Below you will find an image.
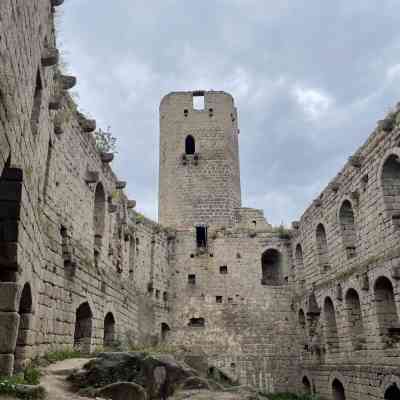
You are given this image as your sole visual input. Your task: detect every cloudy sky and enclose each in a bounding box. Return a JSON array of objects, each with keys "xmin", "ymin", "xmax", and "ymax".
[{"xmin": 58, "ymin": 0, "xmax": 400, "ymax": 226}]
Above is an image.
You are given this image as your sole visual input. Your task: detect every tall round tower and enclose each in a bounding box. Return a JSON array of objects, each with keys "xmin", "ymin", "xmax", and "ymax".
[{"xmin": 158, "ymin": 90, "xmax": 241, "ymax": 229}]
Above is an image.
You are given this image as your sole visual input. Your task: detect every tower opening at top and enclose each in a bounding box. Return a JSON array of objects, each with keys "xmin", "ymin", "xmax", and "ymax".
[
  {"xmin": 196, "ymin": 225, "xmax": 208, "ymax": 248},
  {"xmin": 193, "ymin": 91, "xmax": 205, "ymax": 110},
  {"xmin": 185, "ymin": 135, "xmax": 196, "ymax": 155}
]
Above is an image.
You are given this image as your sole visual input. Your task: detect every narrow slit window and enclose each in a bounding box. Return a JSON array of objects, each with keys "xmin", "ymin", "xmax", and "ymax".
[
  {"xmin": 31, "ymin": 69, "xmax": 43, "ymax": 136},
  {"xmin": 193, "ymin": 91, "xmax": 205, "ymax": 110},
  {"xmin": 188, "ymin": 317, "xmax": 205, "ymax": 327},
  {"xmin": 188, "ymin": 274, "xmax": 196, "ymax": 285},
  {"xmin": 196, "ymin": 225, "xmax": 207, "ymax": 248}
]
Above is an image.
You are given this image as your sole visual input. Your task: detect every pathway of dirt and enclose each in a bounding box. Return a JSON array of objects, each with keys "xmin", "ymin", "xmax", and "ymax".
[{"xmin": 40, "ymin": 358, "xmax": 95, "ymax": 400}]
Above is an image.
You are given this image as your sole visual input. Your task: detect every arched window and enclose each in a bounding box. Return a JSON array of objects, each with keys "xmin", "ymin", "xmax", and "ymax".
[
  {"xmin": 345, "ymin": 288, "xmax": 365, "ymax": 350},
  {"xmin": 161, "ymin": 323, "xmax": 170, "ymax": 342},
  {"xmin": 385, "ymin": 383, "xmax": 400, "ymax": 399},
  {"xmin": 324, "ymin": 297, "xmax": 339, "ymax": 352},
  {"xmin": 94, "ymin": 183, "xmax": 106, "ymax": 243},
  {"xmin": 381, "ymin": 154, "xmax": 400, "ymax": 227},
  {"xmin": 185, "ymin": 135, "xmax": 195, "ymax": 155},
  {"xmin": 299, "ymin": 309, "xmax": 307, "ymax": 349},
  {"xmin": 332, "ymin": 379, "xmax": 346, "ymax": 400},
  {"xmin": 103, "ymin": 312, "xmax": 116, "ymax": 348},
  {"xmin": 74, "ymin": 302, "xmax": 93, "ymax": 353},
  {"xmin": 295, "ymin": 244, "xmax": 304, "ymax": 281},
  {"xmin": 374, "ymin": 276, "xmax": 399, "ymax": 346},
  {"xmin": 302, "ymin": 376, "xmax": 311, "ymax": 395},
  {"xmin": 15, "ymin": 283, "xmax": 33, "ymax": 372},
  {"xmin": 316, "ymin": 224, "xmax": 329, "ymax": 271},
  {"xmin": 261, "ymin": 249, "xmax": 283, "ymax": 286},
  {"xmin": 339, "ymin": 200, "xmax": 357, "ymax": 259}
]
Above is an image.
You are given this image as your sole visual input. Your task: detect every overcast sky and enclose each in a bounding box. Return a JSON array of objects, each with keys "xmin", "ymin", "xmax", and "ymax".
[{"xmin": 58, "ymin": 0, "xmax": 400, "ymax": 226}]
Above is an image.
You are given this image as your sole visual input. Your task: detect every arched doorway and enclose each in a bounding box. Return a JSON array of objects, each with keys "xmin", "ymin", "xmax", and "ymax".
[
  {"xmin": 332, "ymin": 379, "xmax": 346, "ymax": 400},
  {"xmin": 339, "ymin": 200, "xmax": 357, "ymax": 259},
  {"xmin": 103, "ymin": 312, "xmax": 116, "ymax": 348},
  {"xmin": 345, "ymin": 288, "xmax": 365, "ymax": 350},
  {"xmin": 261, "ymin": 249, "xmax": 283, "ymax": 285},
  {"xmin": 324, "ymin": 297, "xmax": 340, "ymax": 352},
  {"xmin": 385, "ymin": 383, "xmax": 400, "ymax": 399},
  {"xmin": 74, "ymin": 302, "xmax": 93, "ymax": 353},
  {"xmin": 185, "ymin": 135, "xmax": 195, "ymax": 155},
  {"xmin": 94, "ymin": 183, "xmax": 106, "ymax": 247},
  {"xmin": 14, "ymin": 283, "xmax": 33, "ymax": 372}
]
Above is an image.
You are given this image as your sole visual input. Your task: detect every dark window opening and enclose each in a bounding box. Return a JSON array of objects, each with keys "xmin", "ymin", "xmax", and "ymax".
[
  {"xmin": 188, "ymin": 274, "xmax": 196, "ymax": 285},
  {"xmin": 220, "ymin": 265, "xmax": 228, "ymax": 274},
  {"xmin": 385, "ymin": 383, "xmax": 400, "ymax": 399},
  {"xmin": 216, "ymin": 296, "xmax": 222, "ymax": 303},
  {"xmin": 185, "ymin": 135, "xmax": 196, "ymax": 155},
  {"xmin": 188, "ymin": 317, "xmax": 205, "ymax": 327},
  {"xmin": 163, "ymin": 291, "xmax": 168, "ymax": 301},
  {"xmin": 196, "ymin": 225, "xmax": 207, "ymax": 248},
  {"xmin": 184, "ymin": 109, "xmax": 189, "ymax": 117},
  {"xmin": 261, "ymin": 249, "xmax": 283, "ymax": 285},
  {"xmin": 31, "ymin": 69, "xmax": 43, "ymax": 136},
  {"xmin": 332, "ymin": 379, "xmax": 346, "ymax": 400},
  {"xmin": 74, "ymin": 302, "xmax": 93, "ymax": 353},
  {"xmin": 193, "ymin": 91, "xmax": 205, "ymax": 110},
  {"xmin": 161, "ymin": 323, "xmax": 170, "ymax": 342},
  {"xmin": 302, "ymin": 376, "xmax": 311, "ymax": 395},
  {"xmin": 103, "ymin": 312, "xmax": 116, "ymax": 348},
  {"xmin": 42, "ymin": 141, "xmax": 53, "ymax": 200},
  {"xmin": 228, "ymin": 297, "xmax": 233, "ymax": 303},
  {"xmin": 155, "ymin": 289, "xmax": 160, "ymax": 298}
]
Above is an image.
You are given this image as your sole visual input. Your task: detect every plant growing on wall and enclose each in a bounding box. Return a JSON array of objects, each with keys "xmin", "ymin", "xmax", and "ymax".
[{"xmin": 94, "ymin": 126, "xmax": 117, "ymax": 153}]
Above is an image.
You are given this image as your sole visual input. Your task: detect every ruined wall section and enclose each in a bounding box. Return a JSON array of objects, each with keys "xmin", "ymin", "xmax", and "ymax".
[
  {"xmin": 290, "ymin": 106, "xmax": 400, "ymax": 398},
  {"xmin": 159, "ymin": 91, "xmax": 241, "ymax": 229},
  {"xmin": 168, "ymin": 223, "xmax": 298, "ymax": 392},
  {"xmin": 0, "ymin": 0, "xmax": 171, "ymax": 374}
]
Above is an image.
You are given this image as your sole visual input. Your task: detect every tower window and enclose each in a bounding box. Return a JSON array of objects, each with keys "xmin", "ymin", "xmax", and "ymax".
[
  {"xmin": 185, "ymin": 135, "xmax": 195, "ymax": 155},
  {"xmin": 193, "ymin": 91, "xmax": 205, "ymax": 110},
  {"xmin": 188, "ymin": 274, "xmax": 196, "ymax": 285},
  {"xmin": 220, "ymin": 265, "xmax": 228, "ymax": 274},
  {"xmin": 216, "ymin": 296, "xmax": 222, "ymax": 303},
  {"xmin": 196, "ymin": 225, "xmax": 207, "ymax": 248},
  {"xmin": 188, "ymin": 317, "xmax": 205, "ymax": 327}
]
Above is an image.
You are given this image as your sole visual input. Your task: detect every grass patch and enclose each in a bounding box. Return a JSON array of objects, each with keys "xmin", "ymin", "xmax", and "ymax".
[{"xmin": 0, "ymin": 367, "xmax": 43, "ymax": 399}]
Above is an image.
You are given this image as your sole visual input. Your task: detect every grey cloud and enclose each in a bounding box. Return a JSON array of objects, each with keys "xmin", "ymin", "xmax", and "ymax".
[{"xmin": 59, "ymin": 0, "xmax": 400, "ymax": 225}]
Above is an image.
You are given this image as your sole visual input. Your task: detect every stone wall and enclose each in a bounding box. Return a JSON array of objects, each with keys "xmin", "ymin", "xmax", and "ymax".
[{"xmin": 0, "ymin": 0, "xmax": 171, "ymax": 375}]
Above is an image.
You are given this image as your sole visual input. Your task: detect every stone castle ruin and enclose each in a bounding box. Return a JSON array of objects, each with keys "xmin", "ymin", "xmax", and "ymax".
[{"xmin": 1, "ymin": 1, "xmax": 400, "ymax": 399}]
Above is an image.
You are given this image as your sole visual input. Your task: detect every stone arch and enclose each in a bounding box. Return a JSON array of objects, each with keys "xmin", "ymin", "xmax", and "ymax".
[
  {"xmin": 316, "ymin": 223, "xmax": 329, "ymax": 270},
  {"xmin": 339, "ymin": 200, "xmax": 357, "ymax": 259},
  {"xmin": 185, "ymin": 135, "xmax": 195, "ymax": 155},
  {"xmin": 332, "ymin": 378, "xmax": 346, "ymax": 400},
  {"xmin": 345, "ymin": 288, "xmax": 365, "ymax": 350},
  {"xmin": 14, "ymin": 282, "xmax": 34, "ymax": 371},
  {"xmin": 324, "ymin": 297, "xmax": 339, "ymax": 352},
  {"xmin": 161, "ymin": 322, "xmax": 170, "ymax": 342},
  {"xmin": 294, "ymin": 243, "xmax": 304, "ymax": 280},
  {"xmin": 74, "ymin": 301, "xmax": 93, "ymax": 353},
  {"xmin": 103, "ymin": 312, "xmax": 116, "ymax": 348},
  {"xmin": 374, "ymin": 276, "xmax": 399, "ymax": 346},
  {"xmin": 382, "ymin": 375, "xmax": 400, "ymax": 400},
  {"xmin": 302, "ymin": 375, "xmax": 312, "ymax": 394},
  {"xmin": 261, "ymin": 248, "xmax": 283, "ymax": 286},
  {"xmin": 94, "ymin": 182, "xmax": 106, "ymax": 244},
  {"xmin": 380, "ymin": 150, "xmax": 400, "ymax": 228}
]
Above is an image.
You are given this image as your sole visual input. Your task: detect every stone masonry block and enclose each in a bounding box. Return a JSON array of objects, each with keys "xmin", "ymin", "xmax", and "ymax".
[
  {"xmin": 0, "ymin": 283, "xmax": 20, "ymax": 312},
  {"xmin": 0, "ymin": 354, "xmax": 14, "ymax": 376},
  {"xmin": 0, "ymin": 312, "xmax": 19, "ymax": 353}
]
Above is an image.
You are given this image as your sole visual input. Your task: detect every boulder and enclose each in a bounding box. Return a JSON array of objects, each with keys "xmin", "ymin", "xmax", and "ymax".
[
  {"xmin": 69, "ymin": 352, "xmax": 196, "ymax": 399},
  {"xmin": 96, "ymin": 382, "xmax": 147, "ymax": 400}
]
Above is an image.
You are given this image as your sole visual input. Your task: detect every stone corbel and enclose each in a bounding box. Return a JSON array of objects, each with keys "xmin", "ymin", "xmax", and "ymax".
[
  {"xmin": 349, "ymin": 155, "xmax": 363, "ymax": 168},
  {"xmin": 77, "ymin": 113, "xmax": 96, "ymax": 133},
  {"xmin": 49, "ymin": 94, "xmax": 63, "ymax": 110},
  {"xmin": 109, "ymin": 204, "xmax": 118, "ymax": 213},
  {"xmin": 127, "ymin": 200, "xmax": 136, "ymax": 209},
  {"xmin": 116, "ymin": 181, "xmax": 126, "ymax": 190},
  {"xmin": 51, "ymin": 0, "xmax": 64, "ymax": 6},
  {"xmin": 41, "ymin": 48, "xmax": 59, "ymax": 67},
  {"xmin": 100, "ymin": 153, "xmax": 114, "ymax": 163},
  {"xmin": 59, "ymin": 75, "xmax": 77, "ymax": 90}
]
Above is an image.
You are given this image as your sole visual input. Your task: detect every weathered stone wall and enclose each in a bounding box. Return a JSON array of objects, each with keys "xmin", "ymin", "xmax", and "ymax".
[
  {"xmin": 0, "ymin": 0, "xmax": 171, "ymax": 375},
  {"xmin": 290, "ymin": 107, "xmax": 400, "ymax": 398},
  {"xmin": 158, "ymin": 91, "xmax": 241, "ymax": 229}
]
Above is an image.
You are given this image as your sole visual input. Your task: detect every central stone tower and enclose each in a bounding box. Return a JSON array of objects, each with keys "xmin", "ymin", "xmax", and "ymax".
[{"xmin": 158, "ymin": 91, "xmax": 241, "ymax": 229}]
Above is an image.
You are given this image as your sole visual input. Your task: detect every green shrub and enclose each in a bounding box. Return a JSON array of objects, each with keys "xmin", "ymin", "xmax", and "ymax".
[
  {"xmin": 23, "ymin": 367, "xmax": 41, "ymax": 386},
  {"xmin": 0, "ymin": 367, "xmax": 43, "ymax": 399}
]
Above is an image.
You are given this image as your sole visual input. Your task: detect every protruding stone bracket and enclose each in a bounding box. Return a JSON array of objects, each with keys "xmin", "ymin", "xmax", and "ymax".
[
  {"xmin": 127, "ymin": 200, "xmax": 136, "ymax": 209},
  {"xmin": 59, "ymin": 75, "xmax": 77, "ymax": 90},
  {"xmin": 378, "ymin": 115, "xmax": 395, "ymax": 132},
  {"xmin": 78, "ymin": 113, "xmax": 96, "ymax": 133},
  {"xmin": 313, "ymin": 198, "xmax": 322, "ymax": 208},
  {"xmin": 51, "ymin": 0, "xmax": 64, "ymax": 6},
  {"xmin": 330, "ymin": 182, "xmax": 340, "ymax": 193},
  {"xmin": 349, "ymin": 155, "xmax": 363, "ymax": 168},
  {"xmin": 84, "ymin": 171, "xmax": 99, "ymax": 184},
  {"xmin": 116, "ymin": 181, "xmax": 126, "ymax": 190},
  {"xmin": 291, "ymin": 221, "xmax": 300, "ymax": 230},
  {"xmin": 41, "ymin": 48, "xmax": 59, "ymax": 67},
  {"xmin": 100, "ymin": 153, "xmax": 114, "ymax": 164}
]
